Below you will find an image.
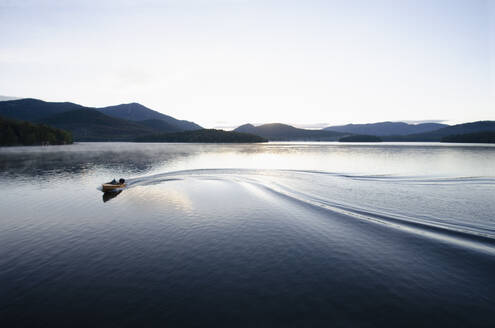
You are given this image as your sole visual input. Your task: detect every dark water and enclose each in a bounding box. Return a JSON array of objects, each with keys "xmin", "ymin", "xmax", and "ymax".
[{"xmin": 0, "ymin": 142, "xmax": 494, "ymax": 327}]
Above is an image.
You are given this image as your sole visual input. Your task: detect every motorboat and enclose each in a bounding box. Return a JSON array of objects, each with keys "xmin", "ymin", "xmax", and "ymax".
[{"xmin": 102, "ymin": 178, "xmax": 126, "ymax": 192}]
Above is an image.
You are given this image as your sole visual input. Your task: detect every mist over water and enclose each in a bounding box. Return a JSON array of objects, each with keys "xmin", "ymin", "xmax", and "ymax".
[{"xmin": 1, "ymin": 142, "xmax": 494, "ymax": 327}]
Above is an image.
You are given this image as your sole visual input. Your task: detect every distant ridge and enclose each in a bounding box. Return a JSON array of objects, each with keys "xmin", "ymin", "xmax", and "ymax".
[
  {"xmin": 383, "ymin": 121, "xmax": 495, "ymax": 141},
  {"xmin": 236, "ymin": 121, "xmax": 495, "ymax": 142},
  {"xmin": 235, "ymin": 123, "xmax": 256, "ymax": 133},
  {"xmin": 234, "ymin": 123, "xmax": 344, "ymax": 141},
  {"xmin": 324, "ymin": 121, "xmax": 448, "ymax": 136}
]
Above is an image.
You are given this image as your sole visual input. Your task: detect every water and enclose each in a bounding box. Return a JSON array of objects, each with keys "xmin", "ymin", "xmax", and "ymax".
[{"xmin": 1, "ymin": 142, "xmax": 494, "ymax": 327}]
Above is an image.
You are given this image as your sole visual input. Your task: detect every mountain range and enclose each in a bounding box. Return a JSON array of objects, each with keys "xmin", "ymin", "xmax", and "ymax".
[
  {"xmin": 381, "ymin": 121, "xmax": 495, "ymax": 141},
  {"xmin": 324, "ymin": 122, "xmax": 448, "ymax": 136},
  {"xmin": 0, "ymin": 98, "xmax": 201, "ymax": 141},
  {"xmin": 1, "ymin": 97, "xmax": 494, "ymax": 143},
  {"xmin": 234, "ymin": 123, "xmax": 344, "ymax": 141},
  {"xmin": 234, "ymin": 121, "xmax": 495, "ymax": 142}
]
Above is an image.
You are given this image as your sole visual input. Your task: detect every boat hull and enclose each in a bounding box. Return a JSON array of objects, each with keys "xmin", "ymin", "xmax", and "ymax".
[{"xmin": 101, "ymin": 183, "xmax": 126, "ymax": 192}]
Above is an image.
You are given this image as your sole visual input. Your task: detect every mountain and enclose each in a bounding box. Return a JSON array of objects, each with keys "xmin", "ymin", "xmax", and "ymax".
[
  {"xmin": 0, "ymin": 116, "xmax": 72, "ymax": 146},
  {"xmin": 235, "ymin": 121, "xmax": 495, "ymax": 142},
  {"xmin": 0, "ymin": 98, "xmax": 85, "ymax": 121},
  {"xmin": 0, "ymin": 98, "xmax": 203, "ymax": 141},
  {"xmin": 137, "ymin": 119, "xmax": 183, "ymax": 133},
  {"xmin": 97, "ymin": 103, "xmax": 201, "ymax": 131},
  {"xmin": 383, "ymin": 121, "xmax": 495, "ymax": 141},
  {"xmin": 234, "ymin": 123, "xmax": 344, "ymax": 141},
  {"xmin": 235, "ymin": 124, "xmax": 257, "ymax": 133},
  {"xmin": 135, "ymin": 129, "xmax": 268, "ymax": 143},
  {"xmin": 37, "ymin": 109, "xmax": 156, "ymax": 141},
  {"xmin": 0, "ymin": 98, "xmax": 201, "ymax": 132},
  {"xmin": 324, "ymin": 121, "xmax": 448, "ymax": 136},
  {"xmin": 442, "ymin": 131, "xmax": 495, "ymax": 143}
]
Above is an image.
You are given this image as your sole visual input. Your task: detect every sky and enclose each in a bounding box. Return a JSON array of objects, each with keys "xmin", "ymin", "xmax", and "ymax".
[{"xmin": 0, "ymin": 0, "xmax": 493, "ymax": 128}]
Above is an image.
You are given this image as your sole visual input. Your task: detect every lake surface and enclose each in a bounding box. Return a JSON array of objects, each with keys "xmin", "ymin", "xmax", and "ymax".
[{"xmin": 1, "ymin": 142, "xmax": 494, "ymax": 327}]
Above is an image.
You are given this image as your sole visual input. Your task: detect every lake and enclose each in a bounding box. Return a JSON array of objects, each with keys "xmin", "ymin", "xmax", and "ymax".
[{"xmin": 1, "ymin": 142, "xmax": 494, "ymax": 327}]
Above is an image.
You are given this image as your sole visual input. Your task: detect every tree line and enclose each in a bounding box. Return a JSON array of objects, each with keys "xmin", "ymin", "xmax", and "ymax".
[{"xmin": 0, "ymin": 116, "xmax": 73, "ymax": 146}]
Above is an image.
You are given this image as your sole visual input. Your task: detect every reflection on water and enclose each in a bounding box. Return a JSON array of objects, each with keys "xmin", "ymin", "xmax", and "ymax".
[
  {"xmin": 1, "ymin": 142, "xmax": 494, "ymax": 327},
  {"xmin": 0, "ymin": 143, "xmax": 194, "ymax": 179},
  {"xmin": 102, "ymin": 190, "xmax": 122, "ymax": 203},
  {"xmin": 1, "ymin": 142, "xmax": 494, "ymax": 180}
]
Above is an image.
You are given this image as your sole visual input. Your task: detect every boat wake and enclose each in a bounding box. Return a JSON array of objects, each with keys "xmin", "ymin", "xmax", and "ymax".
[{"xmin": 114, "ymin": 168, "xmax": 495, "ymax": 253}]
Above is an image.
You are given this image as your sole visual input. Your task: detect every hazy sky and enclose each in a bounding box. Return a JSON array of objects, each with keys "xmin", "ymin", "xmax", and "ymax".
[{"xmin": 0, "ymin": 0, "xmax": 493, "ymax": 128}]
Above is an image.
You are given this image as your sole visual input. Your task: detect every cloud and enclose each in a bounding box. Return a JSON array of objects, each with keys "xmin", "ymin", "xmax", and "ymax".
[{"xmin": 401, "ymin": 120, "xmax": 447, "ymax": 124}]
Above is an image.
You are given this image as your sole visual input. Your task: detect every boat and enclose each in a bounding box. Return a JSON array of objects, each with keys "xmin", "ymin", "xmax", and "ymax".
[{"xmin": 102, "ymin": 178, "xmax": 126, "ymax": 192}]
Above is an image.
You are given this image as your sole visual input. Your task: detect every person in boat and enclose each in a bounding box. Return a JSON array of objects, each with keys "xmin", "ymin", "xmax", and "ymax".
[{"xmin": 109, "ymin": 178, "xmax": 125, "ymax": 185}]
